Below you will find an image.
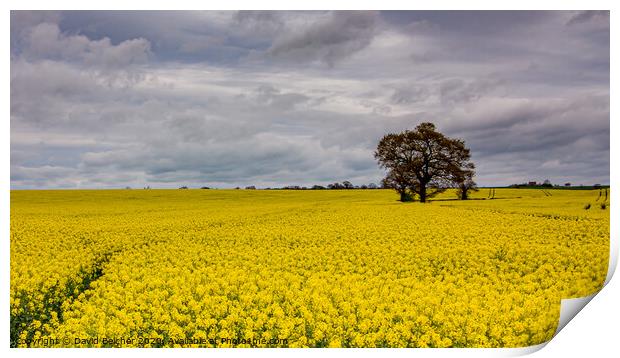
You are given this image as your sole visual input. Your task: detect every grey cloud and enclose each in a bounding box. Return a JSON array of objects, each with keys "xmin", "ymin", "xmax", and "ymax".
[
  {"xmin": 439, "ymin": 78, "xmax": 503, "ymax": 105},
  {"xmin": 383, "ymin": 11, "xmax": 552, "ymax": 36},
  {"xmin": 566, "ymin": 10, "xmax": 610, "ymax": 27},
  {"xmin": 11, "ymin": 11, "xmax": 61, "ymax": 31},
  {"xmin": 77, "ymin": 132, "xmax": 361, "ymax": 186},
  {"xmin": 252, "ymin": 84, "xmax": 311, "ymax": 110},
  {"xmin": 35, "ymin": 11, "xmax": 306, "ymax": 65},
  {"xmin": 360, "ymin": 100, "xmax": 391, "ymax": 115},
  {"xmin": 233, "ymin": 11, "xmax": 285, "ymax": 38},
  {"xmin": 11, "ymin": 11, "xmax": 62, "ymax": 49},
  {"xmin": 436, "ymin": 92, "xmax": 609, "ymax": 186},
  {"xmin": 268, "ymin": 11, "xmax": 380, "ymax": 66},
  {"xmin": 22, "ymin": 22, "xmax": 151, "ymax": 68},
  {"xmin": 445, "ymin": 94, "xmax": 608, "ymax": 151},
  {"xmin": 390, "ymin": 85, "xmax": 430, "ymax": 104}
]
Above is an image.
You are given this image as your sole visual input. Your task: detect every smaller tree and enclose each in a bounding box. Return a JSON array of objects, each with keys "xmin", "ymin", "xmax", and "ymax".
[
  {"xmin": 342, "ymin": 181, "xmax": 354, "ymax": 189},
  {"xmin": 454, "ymin": 169, "xmax": 478, "ymax": 200},
  {"xmin": 381, "ymin": 167, "xmax": 415, "ymax": 202}
]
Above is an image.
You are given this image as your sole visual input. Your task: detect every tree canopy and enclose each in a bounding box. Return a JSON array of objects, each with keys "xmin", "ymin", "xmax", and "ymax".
[{"xmin": 375, "ymin": 122, "xmax": 476, "ymax": 202}]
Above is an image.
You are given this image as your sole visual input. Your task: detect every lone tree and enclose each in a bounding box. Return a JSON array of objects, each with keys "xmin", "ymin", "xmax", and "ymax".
[{"xmin": 374, "ymin": 122, "xmax": 475, "ymax": 202}]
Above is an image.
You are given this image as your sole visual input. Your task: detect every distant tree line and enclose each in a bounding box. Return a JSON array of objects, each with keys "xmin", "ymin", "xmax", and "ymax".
[
  {"xmin": 509, "ymin": 179, "xmax": 554, "ymax": 188},
  {"xmin": 171, "ymin": 182, "xmax": 382, "ymax": 190},
  {"xmin": 268, "ymin": 182, "xmax": 381, "ymax": 190},
  {"xmin": 508, "ymin": 181, "xmax": 608, "ymax": 190}
]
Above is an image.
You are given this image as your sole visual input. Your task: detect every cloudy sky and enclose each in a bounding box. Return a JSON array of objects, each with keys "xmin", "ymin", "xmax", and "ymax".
[{"xmin": 10, "ymin": 10, "xmax": 609, "ymax": 189}]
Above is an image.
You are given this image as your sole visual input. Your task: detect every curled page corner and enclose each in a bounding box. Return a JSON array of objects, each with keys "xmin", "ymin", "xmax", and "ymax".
[
  {"xmin": 554, "ymin": 293, "xmax": 597, "ymax": 337},
  {"xmin": 551, "ymin": 222, "xmax": 617, "ymax": 339},
  {"xmin": 517, "ymin": 293, "xmax": 599, "ymax": 356},
  {"xmin": 504, "ymin": 342, "xmax": 548, "ymax": 356}
]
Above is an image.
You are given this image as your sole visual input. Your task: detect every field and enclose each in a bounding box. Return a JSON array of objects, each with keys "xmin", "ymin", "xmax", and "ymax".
[{"xmin": 10, "ymin": 188, "xmax": 610, "ymax": 347}]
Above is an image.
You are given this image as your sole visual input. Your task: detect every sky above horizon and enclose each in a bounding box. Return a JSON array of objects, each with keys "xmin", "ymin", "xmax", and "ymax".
[{"xmin": 10, "ymin": 10, "xmax": 610, "ymax": 189}]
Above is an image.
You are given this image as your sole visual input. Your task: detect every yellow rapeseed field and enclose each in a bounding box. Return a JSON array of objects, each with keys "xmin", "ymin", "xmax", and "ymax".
[{"xmin": 10, "ymin": 188, "xmax": 609, "ymax": 347}]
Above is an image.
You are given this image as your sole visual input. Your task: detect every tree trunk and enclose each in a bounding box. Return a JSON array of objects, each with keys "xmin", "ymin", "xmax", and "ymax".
[
  {"xmin": 461, "ymin": 189, "xmax": 468, "ymax": 200},
  {"xmin": 400, "ymin": 191, "xmax": 407, "ymax": 202},
  {"xmin": 419, "ymin": 185, "xmax": 427, "ymax": 203}
]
